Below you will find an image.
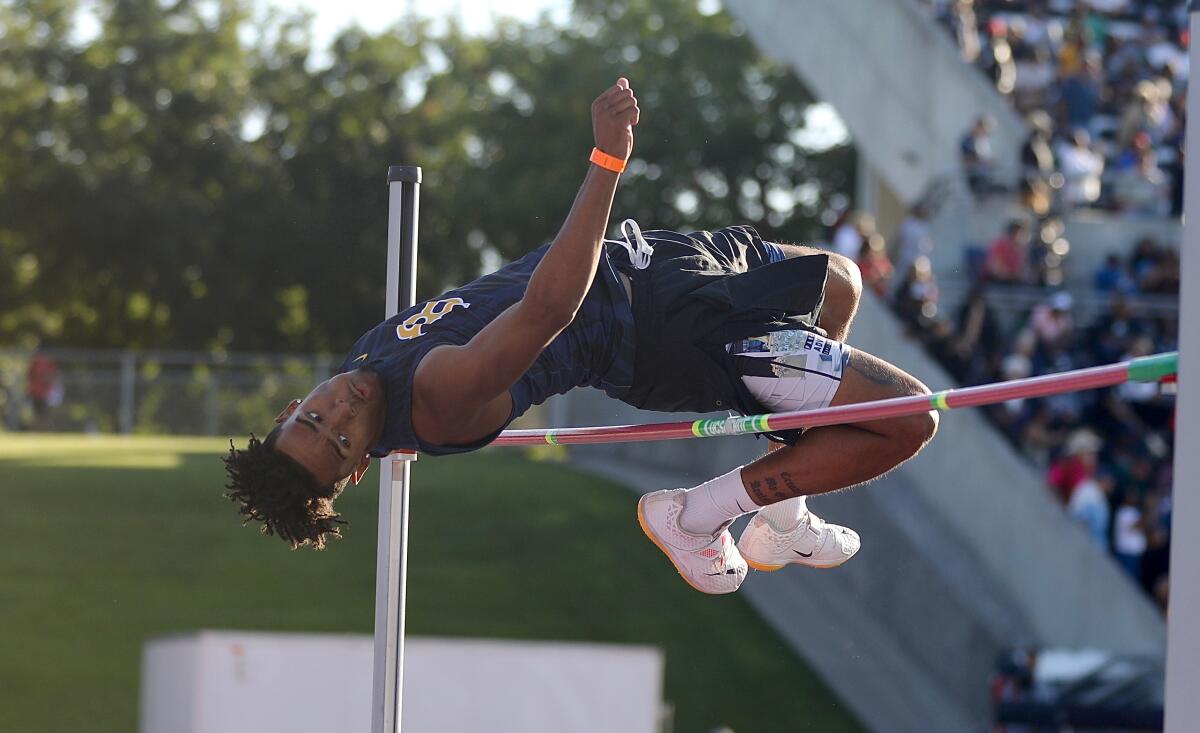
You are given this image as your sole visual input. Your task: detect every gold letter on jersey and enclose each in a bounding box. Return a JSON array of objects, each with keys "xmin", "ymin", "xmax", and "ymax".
[{"xmin": 395, "ymin": 298, "xmax": 470, "ymax": 340}]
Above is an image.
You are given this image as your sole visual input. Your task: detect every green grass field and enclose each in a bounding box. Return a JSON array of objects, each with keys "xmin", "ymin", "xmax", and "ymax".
[{"xmin": 0, "ymin": 434, "xmax": 862, "ymax": 733}]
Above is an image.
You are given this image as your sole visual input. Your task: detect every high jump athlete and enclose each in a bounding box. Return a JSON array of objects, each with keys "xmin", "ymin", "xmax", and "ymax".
[{"xmin": 223, "ymin": 78, "xmax": 938, "ymax": 594}]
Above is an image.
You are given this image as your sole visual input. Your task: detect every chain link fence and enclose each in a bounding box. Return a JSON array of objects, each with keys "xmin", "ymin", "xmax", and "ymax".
[{"xmin": 0, "ymin": 348, "xmax": 341, "ymax": 437}]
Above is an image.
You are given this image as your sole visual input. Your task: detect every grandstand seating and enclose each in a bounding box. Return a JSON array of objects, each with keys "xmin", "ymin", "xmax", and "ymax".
[{"xmin": 721, "ymin": 0, "xmax": 1177, "ymax": 727}]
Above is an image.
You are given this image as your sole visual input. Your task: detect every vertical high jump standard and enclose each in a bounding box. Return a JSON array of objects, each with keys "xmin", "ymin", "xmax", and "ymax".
[
  {"xmin": 372, "ymin": 165, "xmax": 421, "ymax": 733},
  {"xmin": 1165, "ymin": 3, "xmax": 1199, "ymax": 729}
]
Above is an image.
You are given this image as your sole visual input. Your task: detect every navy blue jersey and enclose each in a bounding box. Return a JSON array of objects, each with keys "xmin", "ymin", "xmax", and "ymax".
[{"xmin": 340, "ymin": 242, "xmax": 635, "ymax": 456}]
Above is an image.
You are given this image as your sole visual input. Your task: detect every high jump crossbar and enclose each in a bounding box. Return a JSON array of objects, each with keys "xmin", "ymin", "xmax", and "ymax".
[{"xmin": 491, "ymin": 352, "xmax": 1178, "ymax": 447}]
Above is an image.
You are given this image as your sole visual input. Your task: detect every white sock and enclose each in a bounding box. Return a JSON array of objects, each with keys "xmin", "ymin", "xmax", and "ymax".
[
  {"xmin": 679, "ymin": 466, "xmax": 760, "ymax": 535},
  {"xmin": 758, "ymin": 495, "xmax": 809, "ymax": 532}
]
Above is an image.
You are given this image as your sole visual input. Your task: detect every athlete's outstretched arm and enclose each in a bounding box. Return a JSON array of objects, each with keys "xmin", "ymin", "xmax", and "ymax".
[{"xmin": 412, "ymin": 78, "xmax": 639, "ymax": 443}]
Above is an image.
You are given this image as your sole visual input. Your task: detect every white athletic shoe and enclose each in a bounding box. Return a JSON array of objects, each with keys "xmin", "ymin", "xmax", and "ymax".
[
  {"xmin": 737, "ymin": 505, "xmax": 861, "ymax": 572},
  {"xmin": 637, "ymin": 489, "xmax": 748, "ymax": 595}
]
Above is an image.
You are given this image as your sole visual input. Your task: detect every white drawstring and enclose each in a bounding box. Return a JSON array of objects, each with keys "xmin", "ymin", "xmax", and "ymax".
[{"xmin": 607, "ymin": 218, "xmax": 655, "ymax": 270}]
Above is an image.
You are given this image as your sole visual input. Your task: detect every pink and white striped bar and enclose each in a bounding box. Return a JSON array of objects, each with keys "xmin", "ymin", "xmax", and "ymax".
[{"xmin": 489, "ymin": 352, "xmax": 1178, "ymax": 448}]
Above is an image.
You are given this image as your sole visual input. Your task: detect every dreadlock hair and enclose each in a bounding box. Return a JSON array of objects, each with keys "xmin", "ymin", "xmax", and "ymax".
[{"xmin": 223, "ymin": 426, "xmax": 349, "ymax": 549}]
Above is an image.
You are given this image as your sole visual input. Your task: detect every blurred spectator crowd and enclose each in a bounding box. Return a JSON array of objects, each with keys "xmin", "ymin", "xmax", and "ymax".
[
  {"xmin": 930, "ymin": 0, "xmax": 1186, "ymax": 218},
  {"xmin": 828, "ymin": 206, "xmax": 1178, "ymax": 612},
  {"xmin": 837, "ymin": 0, "xmax": 1188, "ymax": 613}
]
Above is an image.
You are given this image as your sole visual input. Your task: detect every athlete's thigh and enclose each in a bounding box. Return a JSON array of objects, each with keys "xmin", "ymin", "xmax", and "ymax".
[
  {"xmin": 737, "ymin": 334, "xmax": 927, "ymax": 417},
  {"xmin": 831, "ymin": 348, "xmax": 928, "ymax": 407}
]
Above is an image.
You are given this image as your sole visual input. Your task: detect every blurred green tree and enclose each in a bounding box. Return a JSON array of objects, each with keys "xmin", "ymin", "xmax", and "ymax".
[
  {"xmin": 0, "ymin": 0, "xmax": 265, "ymax": 349},
  {"xmin": 0, "ymin": 0, "xmax": 851, "ymax": 353}
]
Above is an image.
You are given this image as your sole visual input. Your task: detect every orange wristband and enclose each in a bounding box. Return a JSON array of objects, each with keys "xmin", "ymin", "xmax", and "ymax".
[{"xmin": 589, "ymin": 147, "xmax": 627, "ymax": 173}]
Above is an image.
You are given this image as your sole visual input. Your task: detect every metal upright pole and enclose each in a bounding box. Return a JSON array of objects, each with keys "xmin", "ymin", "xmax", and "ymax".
[
  {"xmin": 371, "ymin": 165, "xmax": 421, "ymax": 733},
  {"xmin": 1164, "ymin": 5, "xmax": 1200, "ymax": 729}
]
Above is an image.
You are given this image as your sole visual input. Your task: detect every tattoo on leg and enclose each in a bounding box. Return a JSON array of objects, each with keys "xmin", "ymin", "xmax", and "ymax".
[
  {"xmin": 781, "ymin": 471, "xmax": 801, "ymax": 494},
  {"xmin": 848, "ymin": 352, "xmax": 906, "ymax": 390},
  {"xmin": 747, "ymin": 479, "xmax": 771, "ymax": 506},
  {"xmin": 764, "ymin": 476, "xmax": 787, "ymax": 502}
]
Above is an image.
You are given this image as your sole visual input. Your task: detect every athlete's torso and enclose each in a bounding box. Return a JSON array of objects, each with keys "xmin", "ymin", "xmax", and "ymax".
[{"xmin": 340, "ymin": 243, "xmax": 635, "ymax": 456}]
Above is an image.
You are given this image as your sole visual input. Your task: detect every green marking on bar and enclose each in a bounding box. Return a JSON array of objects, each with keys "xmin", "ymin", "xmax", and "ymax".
[
  {"xmin": 544, "ymin": 432, "xmax": 558, "ymax": 445},
  {"xmin": 931, "ymin": 392, "xmax": 951, "ymax": 411},
  {"xmin": 696, "ymin": 416, "xmax": 759, "ymax": 437},
  {"xmin": 1128, "ymin": 352, "xmax": 1178, "ymax": 383}
]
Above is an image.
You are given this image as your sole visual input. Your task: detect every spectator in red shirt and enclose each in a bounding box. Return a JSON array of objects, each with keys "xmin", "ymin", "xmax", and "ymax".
[
  {"xmin": 1046, "ymin": 429, "xmax": 1102, "ymax": 505},
  {"xmin": 26, "ymin": 350, "xmax": 62, "ymax": 429},
  {"xmin": 985, "ymin": 220, "xmax": 1031, "ymax": 284},
  {"xmin": 857, "ymin": 233, "xmax": 894, "ymax": 297}
]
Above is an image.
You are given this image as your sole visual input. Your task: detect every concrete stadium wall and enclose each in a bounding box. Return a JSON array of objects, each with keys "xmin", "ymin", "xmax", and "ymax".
[
  {"xmin": 725, "ymin": 0, "xmax": 1025, "ymax": 207},
  {"xmin": 549, "ymin": 292, "xmax": 1164, "ymax": 732}
]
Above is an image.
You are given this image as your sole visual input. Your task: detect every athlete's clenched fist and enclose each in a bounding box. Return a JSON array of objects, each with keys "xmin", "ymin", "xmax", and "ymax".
[{"xmin": 592, "ymin": 77, "xmax": 639, "ymax": 162}]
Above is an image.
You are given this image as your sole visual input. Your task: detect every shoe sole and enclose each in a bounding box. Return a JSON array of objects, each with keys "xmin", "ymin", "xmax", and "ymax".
[
  {"xmin": 637, "ymin": 494, "xmax": 733, "ymax": 595},
  {"xmin": 744, "ymin": 556, "xmax": 848, "ymax": 572}
]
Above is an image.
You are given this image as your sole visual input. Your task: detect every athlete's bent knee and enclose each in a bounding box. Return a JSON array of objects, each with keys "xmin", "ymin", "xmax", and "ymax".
[
  {"xmin": 820, "ymin": 254, "xmax": 862, "ymax": 340},
  {"xmin": 898, "ymin": 381, "xmax": 939, "ymax": 453},
  {"xmin": 826, "ymin": 253, "xmax": 863, "ymax": 300}
]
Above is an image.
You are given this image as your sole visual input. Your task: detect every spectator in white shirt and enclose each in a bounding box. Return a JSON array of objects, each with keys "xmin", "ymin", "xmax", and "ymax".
[
  {"xmin": 946, "ymin": 0, "xmax": 981, "ymax": 63},
  {"xmin": 962, "ymin": 115, "xmax": 1001, "ymax": 193},
  {"xmin": 1145, "ymin": 26, "xmax": 1186, "ymax": 77},
  {"xmin": 1113, "ymin": 491, "xmax": 1147, "ymax": 582},
  {"xmin": 833, "ymin": 211, "xmax": 875, "ymax": 261},
  {"xmin": 893, "ymin": 204, "xmax": 934, "ymax": 294},
  {"xmin": 1057, "ymin": 129, "xmax": 1104, "ymax": 207},
  {"xmin": 1069, "ymin": 473, "xmax": 1113, "ymax": 549}
]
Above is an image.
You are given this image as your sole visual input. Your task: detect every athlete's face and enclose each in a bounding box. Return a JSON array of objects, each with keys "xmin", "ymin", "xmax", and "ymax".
[{"xmin": 271, "ymin": 369, "xmax": 388, "ymax": 486}]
